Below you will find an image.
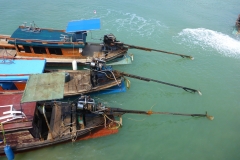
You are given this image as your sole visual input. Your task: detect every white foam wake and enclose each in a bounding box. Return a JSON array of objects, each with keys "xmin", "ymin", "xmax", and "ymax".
[
  {"xmin": 103, "ymin": 9, "xmax": 167, "ymax": 39},
  {"xmin": 175, "ymin": 28, "xmax": 240, "ymax": 58}
]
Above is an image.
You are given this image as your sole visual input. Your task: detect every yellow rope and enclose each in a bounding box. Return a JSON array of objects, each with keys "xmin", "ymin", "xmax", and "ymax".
[
  {"xmin": 0, "ymin": 123, "xmax": 6, "ymax": 145},
  {"xmin": 124, "ymin": 77, "xmax": 131, "ymax": 89},
  {"xmin": 103, "ymin": 114, "xmax": 122, "ymax": 129},
  {"xmin": 96, "ymin": 70, "xmax": 121, "ymax": 87},
  {"xmin": 128, "ymin": 53, "xmax": 134, "ymax": 62}
]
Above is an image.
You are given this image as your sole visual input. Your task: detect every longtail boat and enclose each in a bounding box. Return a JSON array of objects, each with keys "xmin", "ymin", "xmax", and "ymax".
[
  {"xmin": 0, "ymin": 19, "xmax": 193, "ymax": 67},
  {"xmin": 0, "ymin": 57, "xmax": 125, "ymax": 96},
  {"xmin": 0, "ymin": 79, "xmax": 213, "ymax": 157},
  {"xmin": 0, "ymin": 93, "xmax": 119, "ymax": 156},
  {"xmin": 0, "ymin": 56, "xmax": 201, "ymax": 96}
]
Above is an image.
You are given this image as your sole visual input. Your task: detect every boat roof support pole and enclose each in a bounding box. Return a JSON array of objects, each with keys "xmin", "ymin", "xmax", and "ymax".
[{"xmin": 42, "ymin": 105, "xmax": 53, "ymax": 140}]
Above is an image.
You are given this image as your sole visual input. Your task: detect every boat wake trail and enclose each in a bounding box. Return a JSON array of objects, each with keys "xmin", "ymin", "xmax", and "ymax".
[{"xmin": 174, "ymin": 28, "xmax": 240, "ymax": 59}]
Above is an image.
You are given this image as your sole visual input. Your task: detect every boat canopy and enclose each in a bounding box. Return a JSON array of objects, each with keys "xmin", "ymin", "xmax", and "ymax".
[
  {"xmin": 0, "ymin": 59, "xmax": 46, "ymax": 81},
  {"xmin": 21, "ymin": 72, "xmax": 65, "ymax": 103},
  {"xmin": 66, "ymin": 19, "xmax": 101, "ymax": 33}
]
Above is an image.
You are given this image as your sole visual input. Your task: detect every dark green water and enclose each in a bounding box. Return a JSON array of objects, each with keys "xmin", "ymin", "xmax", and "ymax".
[{"xmin": 0, "ymin": 0, "xmax": 240, "ymax": 159}]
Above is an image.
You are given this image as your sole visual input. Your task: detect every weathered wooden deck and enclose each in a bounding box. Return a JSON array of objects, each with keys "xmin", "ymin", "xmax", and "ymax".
[
  {"xmin": 48, "ymin": 102, "xmax": 75, "ymax": 139},
  {"xmin": 62, "ymin": 70, "xmax": 122, "ymax": 96},
  {"xmin": 63, "ymin": 70, "xmax": 91, "ymax": 94}
]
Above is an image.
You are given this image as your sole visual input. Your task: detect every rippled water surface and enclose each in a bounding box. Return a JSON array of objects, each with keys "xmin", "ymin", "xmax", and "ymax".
[{"xmin": 0, "ymin": 0, "xmax": 240, "ymax": 159}]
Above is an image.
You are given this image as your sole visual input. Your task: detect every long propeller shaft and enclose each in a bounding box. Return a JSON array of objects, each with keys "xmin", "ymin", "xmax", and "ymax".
[
  {"xmin": 123, "ymin": 43, "xmax": 194, "ymax": 59},
  {"xmin": 106, "ymin": 108, "xmax": 214, "ymax": 120},
  {"xmin": 113, "ymin": 70, "xmax": 202, "ymax": 95}
]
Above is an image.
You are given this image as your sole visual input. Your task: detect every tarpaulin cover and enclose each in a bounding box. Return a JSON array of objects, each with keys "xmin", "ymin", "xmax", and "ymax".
[
  {"xmin": 0, "ymin": 59, "xmax": 46, "ymax": 81},
  {"xmin": 66, "ymin": 19, "xmax": 100, "ymax": 33},
  {"xmin": 21, "ymin": 72, "xmax": 65, "ymax": 103}
]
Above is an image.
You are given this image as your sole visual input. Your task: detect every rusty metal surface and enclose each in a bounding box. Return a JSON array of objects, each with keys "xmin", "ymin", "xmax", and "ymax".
[{"xmin": 21, "ymin": 72, "xmax": 65, "ymax": 103}]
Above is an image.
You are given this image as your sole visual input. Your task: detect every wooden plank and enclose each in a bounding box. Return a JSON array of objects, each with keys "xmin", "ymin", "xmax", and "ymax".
[
  {"xmin": 0, "ymin": 43, "xmax": 15, "ymax": 48},
  {"xmin": 0, "ymin": 122, "xmax": 33, "ymax": 132},
  {"xmin": 75, "ymin": 72, "xmax": 91, "ymax": 92},
  {"xmin": 93, "ymin": 52, "xmax": 105, "ymax": 59},
  {"xmin": 71, "ymin": 104, "xmax": 76, "ymax": 135},
  {"xmin": 59, "ymin": 104, "xmax": 71, "ymax": 136},
  {"xmin": 64, "ymin": 81, "xmax": 69, "ymax": 93},
  {"xmin": 0, "ymin": 49, "xmax": 16, "ymax": 56},
  {"xmin": 16, "ymin": 52, "xmax": 82, "ymax": 58},
  {"xmin": 48, "ymin": 104, "xmax": 62, "ymax": 139},
  {"xmin": 64, "ymin": 73, "xmax": 77, "ymax": 94},
  {"xmin": 0, "ymin": 130, "xmax": 38, "ymax": 148},
  {"xmin": 61, "ymin": 48, "xmax": 82, "ymax": 56}
]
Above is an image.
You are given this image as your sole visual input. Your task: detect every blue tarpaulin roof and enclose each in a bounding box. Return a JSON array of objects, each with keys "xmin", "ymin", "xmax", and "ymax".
[
  {"xmin": 0, "ymin": 59, "xmax": 46, "ymax": 81},
  {"xmin": 66, "ymin": 19, "xmax": 101, "ymax": 33}
]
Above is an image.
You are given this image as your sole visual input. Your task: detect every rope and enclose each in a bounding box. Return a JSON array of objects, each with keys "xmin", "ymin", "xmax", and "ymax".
[
  {"xmin": 123, "ymin": 77, "xmax": 131, "ymax": 89},
  {"xmin": 128, "ymin": 53, "xmax": 134, "ymax": 61},
  {"xmin": 103, "ymin": 114, "xmax": 122, "ymax": 129},
  {"xmin": 0, "ymin": 123, "xmax": 6, "ymax": 145},
  {"xmin": 93, "ymin": 70, "xmax": 120, "ymax": 87}
]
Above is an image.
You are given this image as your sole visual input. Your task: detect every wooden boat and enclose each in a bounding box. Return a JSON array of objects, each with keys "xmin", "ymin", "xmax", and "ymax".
[
  {"xmin": 236, "ymin": 14, "xmax": 240, "ymax": 33},
  {"xmin": 0, "ymin": 57, "xmax": 125, "ymax": 96},
  {"xmin": 0, "ymin": 94, "xmax": 120, "ymax": 155},
  {"xmin": 44, "ymin": 69, "xmax": 123, "ymax": 97},
  {"xmin": 0, "ymin": 86, "xmax": 214, "ymax": 157},
  {"xmin": 0, "ymin": 55, "xmax": 202, "ymax": 98},
  {"xmin": 0, "ymin": 19, "xmax": 193, "ymax": 67},
  {"xmin": 0, "ymin": 72, "xmax": 121, "ymax": 157},
  {"xmin": 0, "ymin": 19, "xmax": 131, "ymax": 66}
]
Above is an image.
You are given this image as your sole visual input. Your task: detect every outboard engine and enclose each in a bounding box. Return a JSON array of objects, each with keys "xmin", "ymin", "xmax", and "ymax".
[
  {"xmin": 103, "ymin": 33, "xmax": 117, "ymax": 45},
  {"xmin": 77, "ymin": 95, "xmax": 106, "ymax": 114},
  {"xmin": 89, "ymin": 58, "xmax": 106, "ymax": 71},
  {"xmin": 102, "ymin": 34, "xmax": 124, "ymax": 53},
  {"xmin": 90, "ymin": 58, "xmax": 113, "ymax": 87},
  {"xmin": 77, "ymin": 95, "xmax": 96, "ymax": 111},
  {"xmin": 103, "ymin": 34, "xmax": 115, "ymax": 56}
]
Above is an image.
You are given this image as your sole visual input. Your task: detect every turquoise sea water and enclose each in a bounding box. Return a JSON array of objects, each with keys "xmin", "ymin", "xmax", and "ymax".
[{"xmin": 0, "ymin": 0, "xmax": 240, "ymax": 159}]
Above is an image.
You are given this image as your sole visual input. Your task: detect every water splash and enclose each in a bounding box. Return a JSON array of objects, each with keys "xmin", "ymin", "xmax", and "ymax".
[{"xmin": 174, "ymin": 28, "xmax": 240, "ymax": 59}]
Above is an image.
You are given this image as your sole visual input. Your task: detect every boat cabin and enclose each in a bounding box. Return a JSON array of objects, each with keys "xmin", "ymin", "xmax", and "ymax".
[{"xmin": 8, "ymin": 22, "xmax": 88, "ymax": 58}]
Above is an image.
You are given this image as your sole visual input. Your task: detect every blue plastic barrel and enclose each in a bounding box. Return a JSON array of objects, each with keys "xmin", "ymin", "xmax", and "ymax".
[{"xmin": 4, "ymin": 145, "xmax": 14, "ymax": 160}]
